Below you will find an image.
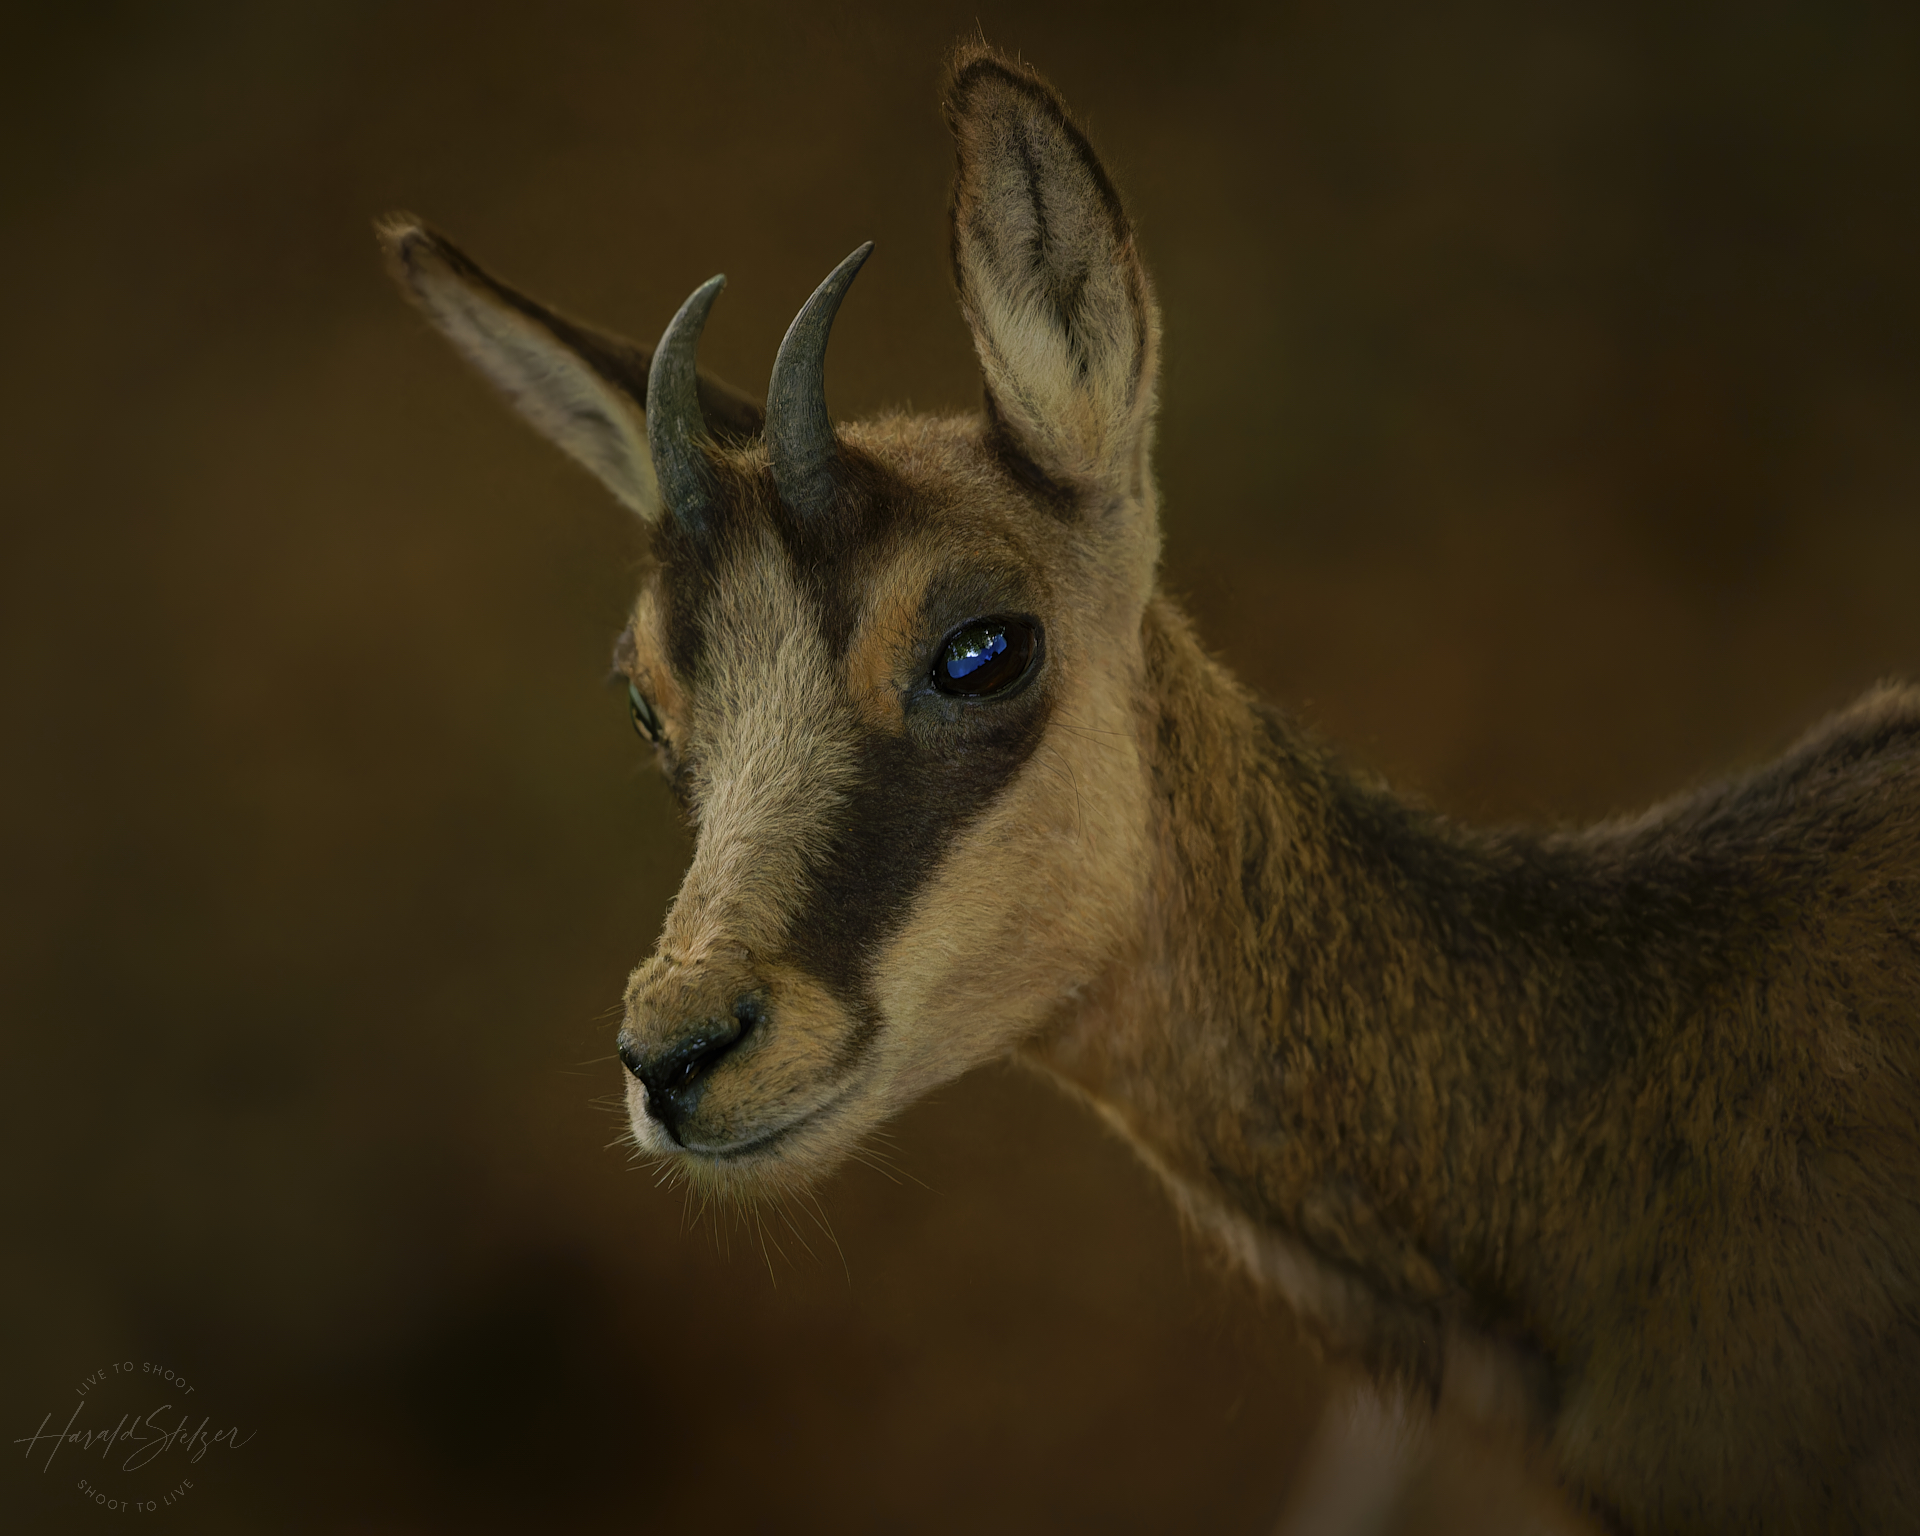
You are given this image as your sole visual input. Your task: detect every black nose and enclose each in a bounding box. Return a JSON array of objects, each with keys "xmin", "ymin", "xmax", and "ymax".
[{"xmin": 618, "ymin": 995, "xmax": 761, "ymax": 1139}]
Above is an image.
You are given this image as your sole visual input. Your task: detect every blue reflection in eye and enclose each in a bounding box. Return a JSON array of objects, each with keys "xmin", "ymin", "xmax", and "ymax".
[
  {"xmin": 943, "ymin": 624, "xmax": 1007, "ymax": 681},
  {"xmin": 933, "ymin": 617, "xmax": 1036, "ymax": 698}
]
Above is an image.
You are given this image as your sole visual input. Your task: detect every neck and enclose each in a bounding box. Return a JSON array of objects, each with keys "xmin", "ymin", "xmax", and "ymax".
[{"xmin": 1027, "ymin": 596, "xmax": 1652, "ymax": 1392}]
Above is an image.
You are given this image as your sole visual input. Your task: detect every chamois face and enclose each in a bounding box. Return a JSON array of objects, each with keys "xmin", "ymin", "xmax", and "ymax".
[
  {"xmin": 608, "ymin": 417, "xmax": 1157, "ymax": 1185},
  {"xmin": 384, "ymin": 46, "xmax": 1160, "ymax": 1191}
]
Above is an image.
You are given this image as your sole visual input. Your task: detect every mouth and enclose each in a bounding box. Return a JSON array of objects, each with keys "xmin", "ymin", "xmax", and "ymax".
[{"xmin": 667, "ymin": 1079, "xmax": 857, "ymax": 1166}]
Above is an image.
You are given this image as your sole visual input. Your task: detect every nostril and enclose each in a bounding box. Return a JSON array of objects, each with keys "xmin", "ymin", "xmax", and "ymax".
[
  {"xmin": 627, "ymin": 1001, "xmax": 760, "ymax": 1133},
  {"xmin": 671, "ymin": 1032, "xmax": 736, "ymax": 1088},
  {"xmin": 616, "ymin": 1033, "xmax": 645, "ymax": 1080}
]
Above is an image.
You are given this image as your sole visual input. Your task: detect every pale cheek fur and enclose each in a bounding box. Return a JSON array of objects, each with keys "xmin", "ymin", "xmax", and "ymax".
[{"xmin": 869, "ymin": 624, "xmax": 1151, "ymax": 1105}]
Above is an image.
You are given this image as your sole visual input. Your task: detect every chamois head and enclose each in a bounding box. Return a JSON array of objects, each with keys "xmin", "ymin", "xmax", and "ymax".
[{"xmin": 382, "ymin": 47, "xmax": 1161, "ymax": 1192}]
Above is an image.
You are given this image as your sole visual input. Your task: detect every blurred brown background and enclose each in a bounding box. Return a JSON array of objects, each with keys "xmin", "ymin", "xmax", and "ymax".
[{"xmin": 4, "ymin": 2, "xmax": 1917, "ymax": 1532}]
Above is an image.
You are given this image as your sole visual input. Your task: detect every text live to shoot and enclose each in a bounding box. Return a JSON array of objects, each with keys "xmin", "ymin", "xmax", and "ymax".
[{"xmin": 12, "ymin": 1360, "xmax": 255, "ymax": 1514}]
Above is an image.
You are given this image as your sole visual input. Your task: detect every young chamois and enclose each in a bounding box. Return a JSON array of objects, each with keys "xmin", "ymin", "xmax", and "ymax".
[{"xmin": 382, "ymin": 44, "xmax": 1920, "ymax": 1535}]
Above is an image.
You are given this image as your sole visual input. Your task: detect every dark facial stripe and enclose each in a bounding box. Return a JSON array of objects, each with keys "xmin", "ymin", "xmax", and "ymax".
[
  {"xmin": 642, "ymin": 444, "xmax": 1055, "ymax": 1043},
  {"xmin": 786, "ymin": 661, "xmax": 1053, "ymax": 1033},
  {"xmin": 773, "ymin": 469, "xmax": 1054, "ymax": 1023}
]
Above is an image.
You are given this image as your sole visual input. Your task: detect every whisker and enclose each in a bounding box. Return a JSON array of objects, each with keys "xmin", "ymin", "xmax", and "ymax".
[
  {"xmin": 774, "ymin": 1198, "xmax": 819, "ymax": 1263},
  {"xmin": 1051, "ymin": 711, "xmax": 1133, "ymax": 741},
  {"xmin": 1042, "ymin": 743, "xmax": 1086, "ymax": 840},
  {"xmin": 799, "ymin": 1187, "xmax": 852, "ymax": 1285}
]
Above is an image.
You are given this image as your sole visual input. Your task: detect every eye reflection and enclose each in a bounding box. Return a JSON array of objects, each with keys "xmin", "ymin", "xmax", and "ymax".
[
  {"xmin": 947, "ymin": 625, "xmax": 1007, "ymax": 678},
  {"xmin": 934, "ymin": 618, "xmax": 1036, "ymax": 698}
]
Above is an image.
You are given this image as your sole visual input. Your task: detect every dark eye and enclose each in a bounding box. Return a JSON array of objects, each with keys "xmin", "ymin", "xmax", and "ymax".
[
  {"xmin": 628, "ymin": 681, "xmax": 665, "ymax": 744},
  {"xmin": 933, "ymin": 617, "xmax": 1038, "ymax": 698}
]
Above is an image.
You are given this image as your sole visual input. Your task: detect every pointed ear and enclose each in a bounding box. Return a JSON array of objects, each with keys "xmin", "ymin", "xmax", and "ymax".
[
  {"xmin": 944, "ymin": 48, "xmax": 1159, "ymax": 505},
  {"xmin": 378, "ymin": 216, "xmax": 763, "ymax": 520}
]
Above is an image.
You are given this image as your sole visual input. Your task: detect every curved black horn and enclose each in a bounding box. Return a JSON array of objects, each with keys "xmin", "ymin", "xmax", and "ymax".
[
  {"xmin": 646, "ymin": 274, "xmax": 726, "ymax": 532},
  {"xmin": 767, "ymin": 242, "xmax": 873, "ymax": 520}
]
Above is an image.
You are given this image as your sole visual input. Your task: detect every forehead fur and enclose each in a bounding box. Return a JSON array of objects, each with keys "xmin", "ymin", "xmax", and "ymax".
[{"xmin": 625, "ymin": 413, "xmax": 1074, "ymax": 691}]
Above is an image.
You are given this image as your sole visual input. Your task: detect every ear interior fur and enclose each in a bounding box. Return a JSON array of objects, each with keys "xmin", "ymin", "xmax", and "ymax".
[
  {"xmin": 944, "ymin": 48, "xmax": 1159, "ymax": 501},
  {"xmin": 378, "ymin": 216, "xmax": 765, "ymax": 519}
]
